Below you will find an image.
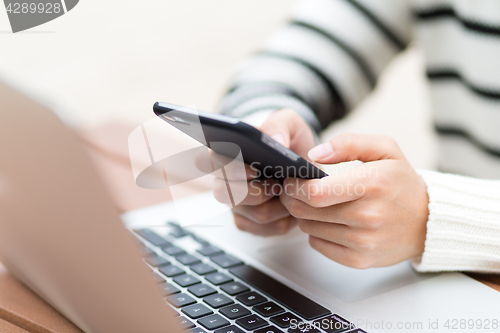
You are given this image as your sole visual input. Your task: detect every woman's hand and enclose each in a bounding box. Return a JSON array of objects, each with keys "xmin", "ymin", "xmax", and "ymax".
[
  {"xmin": 204, "ymin": 109, "xmax": 317, "ymax": 237},
  {"xmin": 280, "ymin": 133, "xmax": 429, "ymax": 268}
]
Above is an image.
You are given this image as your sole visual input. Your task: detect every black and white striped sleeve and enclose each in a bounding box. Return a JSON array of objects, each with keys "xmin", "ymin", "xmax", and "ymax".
[{"xmin": 218, "ymin": 0, "xmax": 413, "ymax": 132}]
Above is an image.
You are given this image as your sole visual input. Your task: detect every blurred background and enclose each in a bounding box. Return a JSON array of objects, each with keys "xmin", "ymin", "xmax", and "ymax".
[{"xmin": 0, "ymin": 0, "xmax": 437, "ymax": 169}]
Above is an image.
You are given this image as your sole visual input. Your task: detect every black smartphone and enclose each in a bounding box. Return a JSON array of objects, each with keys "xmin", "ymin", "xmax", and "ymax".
[{"xmin": 153, "ymin": 102, "xmax": 327, "ymax": 179}]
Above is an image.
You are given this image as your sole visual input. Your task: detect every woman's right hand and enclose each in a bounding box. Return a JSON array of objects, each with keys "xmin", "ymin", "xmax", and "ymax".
[{"xmin": 206, "ymin": 109, "xmax": 318, "ymax": 237}]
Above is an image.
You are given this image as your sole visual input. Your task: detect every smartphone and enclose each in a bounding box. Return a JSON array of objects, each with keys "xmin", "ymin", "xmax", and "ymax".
[{"xmin": 153, "ymin": 102, "xmax": 327, "ymax": 179}]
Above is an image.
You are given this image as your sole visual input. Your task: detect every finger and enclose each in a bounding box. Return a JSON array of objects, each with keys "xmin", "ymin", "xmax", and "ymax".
[
  {"xmin": 195, "ymin": 150, "xmax": 257, "ymax": 180},
  {"xmin": 308, "ymin": 236, "xmax": 373, "ymax": 269},
  {"xmin": 298, "ymin": 219, "xmax": 372, "ymax": 252},
  {"xmin": 260, "ymin": 109, "xmax": 316, "ymax": 158},
  {"xmin": 233, "ymin": 197, "xmax": 290, "ymax": 224},
  {"xmin": 298, "ymin": 220, "xmax": 351, "ymax": 248},
  {"xmin": 260, "ymin": 110, "xmax": 294, "ymax": 148},
  {"xmin": 283, "ymin": 168, "xmax": 368, "ymax": 207},
  {"xmin": 234, "ymin": 213, "xmax": 297, "ymax": 237},
  {"xmin": 194, "ymin": 145, "xmax": 211, "ymax": 168},
  {"xmin": 213, "ymin": 177, "xmax": 280, "ymax": 206},
  {"xmin": 211, "ymin": 151, "xmax": 258, "ymax": 180},
  {"xmin": 308, "ymin": 133, "xmax": 404, "ymax": 164},
  {"xmin": 280, "ymin": 194, "xmax": 363, "ymax": 226}
]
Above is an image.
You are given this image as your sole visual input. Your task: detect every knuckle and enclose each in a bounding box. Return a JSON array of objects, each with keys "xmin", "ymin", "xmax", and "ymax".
[
  {"xmin": 263, "ymin": 179, "xmax": 279, "ymax": 196},
  {"xmin": 248, "ymin": 163, "xmax": 259, "ymax": 179},
  {"xmin": 247, "ymin": 181, "xmax": 267, "ymax": 205},
  {"xmin": 308, "ymin": 191, "xmax": 325, "ymax": 208},
  {"xmin": 382, "ymin": 135, "xmax": 402, "ymax": 155},
  {"xmin": 276, "ymin": 219, "xmax": 292, "ymax": 235},
  {"xmin": 213, "ymin": 179, "xmax": 229, "ymax": 203},
  {"xmin": 337, "ymin": 132, "xmax": 359, "ymax": 150},
  {"xmin": 352, "ymin": 232, "xmax": 378, "ymax": 252},
  {"xmin": 350, "ymin": 229, "xmax": 378, "ymax": 253},
  {"xmin": 359, "ymin": 207, "xmax": 384, "ymax": 229},
  {"xmin": 346, "ymin": 253, "xmax": 373, "ymax": 270},
  {"xmin": 233, "ymin": 214, "xmax": 249, "ymax": 232},
  {"xmin": 385, "ymin": 135, "xmax": 399, "ymax": 148},
  {"xmin": 365, "ymin": 174, "xmax": 383, "ymax": 195},
  {"xmin": 251, "ymin": 204, "xmax": 272, "ymax": 224},
  {"xmin": 297, "ymin": 219, "xmax": 309, "ymax": 233},
  {"xmin": 308, "ymin": 235, "xmax": 321, "ymax": 250},
  {"xmin": 261, "ymin": 179, "xmax": 278, "ymax": 197},
  {"xmin": 287, "ymin": 199, "xmax": 307, "ymax": 218}
]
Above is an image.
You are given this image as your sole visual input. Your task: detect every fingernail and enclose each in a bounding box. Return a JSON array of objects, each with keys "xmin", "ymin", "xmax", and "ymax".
[
  {"xmin": 308, "ymin": 143, "xmax": 334, "ymax": 162},
  {"xmin": 271, "ymin": 134, "xmax": 286, "ymax": 146}
]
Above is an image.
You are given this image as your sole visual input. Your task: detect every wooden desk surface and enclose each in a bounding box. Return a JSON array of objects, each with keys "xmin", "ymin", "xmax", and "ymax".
[
  {"xmin": 0, "ymin": 318, "xmax": 30, "ymax": 333},
  {"xmin": 0, "ymin": 122, "xmax": 498, "ymax": 333}
]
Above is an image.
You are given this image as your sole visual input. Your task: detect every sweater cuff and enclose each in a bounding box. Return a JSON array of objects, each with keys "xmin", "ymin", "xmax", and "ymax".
[{"xmin": 411, "ymin": 170, "xmax": 500, "ymax": 273}]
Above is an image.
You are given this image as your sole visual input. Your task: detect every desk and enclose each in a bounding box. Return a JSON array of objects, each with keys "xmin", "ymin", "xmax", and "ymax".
[{"xmin": 0, "ymin": 123, "xmax": 498, "ymax": 333}]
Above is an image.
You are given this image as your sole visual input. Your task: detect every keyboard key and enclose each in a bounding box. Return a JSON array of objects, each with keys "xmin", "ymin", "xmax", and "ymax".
[
  {"xmin": 133, "ymin": 229, "xmax": 171, "ymax": 247},
  {"xmin": 179, "ymin": 320, "xmax": 197, "ymax": 330},
  {"xmin": 211, "ymin": 254, "xmax": 243, "ymax": 268},
  {"xmin": 181, "ymin": 303, "xmax": 213, "ymax": 319},
  {"xmin": 170, "ymin": 227, "xmax": 190, "ymax": 238},
  {"xmin": 270, "ymin": 313, "xmax": 301, "ymax": 328},
  {"xmin": 236, "ymin": 314, "xmax": 268, "ymax": 330},
  {"xmin": 198, "ymin": 314, "xmax": 230, "ymax": 330},
  {"xmin": 159, "ymin": 282, "xmax": 180, "ymax": 296},
  {"xmin": 173, "ymin": 274, "xmax": 201, "ymax": 287},
  {"xmin": 197, "ymin": 245, "xmax": 224, "ymax": 257},
  {"xmin": 255, "ymin": 326, "xmax": 283, "ymax": 333},
  {"xmin": 168, "ymin": 306, "xmax": 180, "ymax": 317},
  {"xmin": 236, "ymin": 291, "xmax": 267, "ymax": 306},
  {"xmin": 191, "ymin": 235, "xmax": 210, "ymax": 246},
  {"xmin": 167, "ymin": 221, "xmax": 181, "ymax": 227},
  {"xmin": 152, "ymin": 272, "xmax": 165, "ymax": 283},
  {"xmin": 167, "ymin": 293, "xmax": 196, "ymax": 308},
  {"xmin": 145, "ymin": 255, "xmax": 170, "ymax": 267},
  {"xmin": 229, "ymin": 265, "xmax": 331, "ymax": 320},
  {"xmin": 191, "ymin": 263, "xmax": 217, "ymax": 275},
  {"xmin": 188, "ymin": 284, "xmax": 217, "ymax": 298},
  {"xmin": 312, "ymin": 314, "xmax": 354, "ymax": 333},
  {"xmin": 187, "ymin": 328, "xmax": 207, "ymax": 333},
  {"xmin": 139, "ymin": 246, "xmax": 155, "ymax": 257},
  {"xmin": 205, "ymin": 272, "xmax": 233, "ymax": 285},
  {"xmin": 219, "ymin": 304, "xmax": 251, "ymax": 320},
  {"xmin": 159, "ymin": 265, "xmax": 185, "ymax": 277},
  {"xmin": 176, "ymin": 316, "xmax": 196, "ymax": 330},
  {"xmin": 220, "ymin": 281, "xmax": 249, "ymax": 296},
  {"xmin": 177, "ymin": 254, "xmax": 202, "ymax": 266},
  {"xmin": 203, "ymin": 293, "xmax": 233, "ymax": 308},
  {"xmin": 163, "ymin": 245, "xmax": 187, "ymax": 257},
  {"xmin": 254, "ymin": 302, "xmax": 285, "ymax": 317},
  {"xmin": 215, "ymin": 325, "xmax": 245, "ymax": 333}
]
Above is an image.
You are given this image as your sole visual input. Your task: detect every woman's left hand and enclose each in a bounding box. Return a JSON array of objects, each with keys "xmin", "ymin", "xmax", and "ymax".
[{"xmin": 280, "ymin": 133, "xmax": 429, "ymax": 268}]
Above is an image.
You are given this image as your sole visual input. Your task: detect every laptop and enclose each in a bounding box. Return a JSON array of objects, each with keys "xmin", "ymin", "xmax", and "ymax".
[{"xmin": 0, "ymin": 79, "xmax": 499, "ymax": 333}]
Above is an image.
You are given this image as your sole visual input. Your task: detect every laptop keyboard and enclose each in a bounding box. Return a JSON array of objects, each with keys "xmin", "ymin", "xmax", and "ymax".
[{"xmin": 132, "ymin": 224, "xmax": 365, "ymax": 333}]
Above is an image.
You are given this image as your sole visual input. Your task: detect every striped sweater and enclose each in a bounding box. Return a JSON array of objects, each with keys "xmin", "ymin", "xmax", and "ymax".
[{"xmin": 218, "ymin": 0, "xmax": 500, "ymax": 273}]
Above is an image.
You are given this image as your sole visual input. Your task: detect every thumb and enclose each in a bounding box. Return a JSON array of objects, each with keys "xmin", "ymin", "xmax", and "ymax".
[{"xmin": 307, "ymin": 133, "xmax": 404, "ymax": 164}]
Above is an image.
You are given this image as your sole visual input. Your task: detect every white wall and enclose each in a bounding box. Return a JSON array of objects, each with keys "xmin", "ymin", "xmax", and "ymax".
[{"xmin": 0, "ymin": 0, "xmax": 436, "ymax": 168}]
